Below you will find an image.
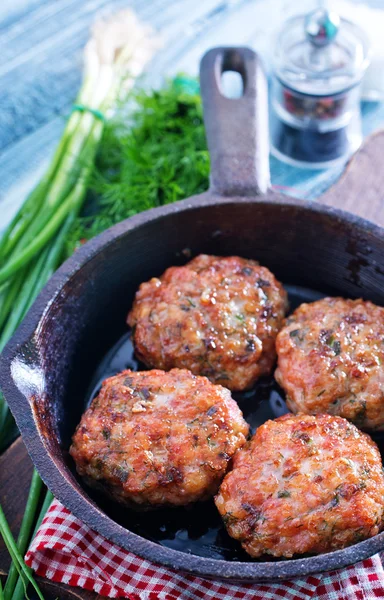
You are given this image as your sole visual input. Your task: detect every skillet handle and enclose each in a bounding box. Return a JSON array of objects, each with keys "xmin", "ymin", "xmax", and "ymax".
[{"xmin": 199, "ymin": 47, "xmax": 270, "ymax": 197}]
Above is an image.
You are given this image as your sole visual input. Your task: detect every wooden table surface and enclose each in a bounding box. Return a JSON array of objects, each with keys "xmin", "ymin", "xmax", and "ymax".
[{"xmin": 1, "ymin": 131, "xmax": 384, "ymax": 598}]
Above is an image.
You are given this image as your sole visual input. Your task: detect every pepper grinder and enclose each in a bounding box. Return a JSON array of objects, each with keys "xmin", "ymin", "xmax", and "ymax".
[{"xmin": 270, "ymin": 7, "xmax": 370, "ymax": 168}]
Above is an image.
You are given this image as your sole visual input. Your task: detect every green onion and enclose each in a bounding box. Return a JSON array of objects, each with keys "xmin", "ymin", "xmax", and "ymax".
[
  {"xmin": 10, "ymin": 490, "xmax": 54, "ymax": 600},
  {"xmin": 0, "ymin": 9, "xmax": 158, "ymax": 597},
  {"xmin": 3, "ymin": 471, "xmax": 43, "ymax": 600},
  {"xmin": 0, "ymin": 504, "xmax": 44, "ymax": 600},
  {"xmin": 0, "ymin": 7, "xmax": 157, "ymax": 448},
  {"xmin": 0, "ymin": 180, "xmax": 48, "ymax": 260},
  {"xmin": 0, "ymin": 273, "xmax": 25, "ymax": 333}
]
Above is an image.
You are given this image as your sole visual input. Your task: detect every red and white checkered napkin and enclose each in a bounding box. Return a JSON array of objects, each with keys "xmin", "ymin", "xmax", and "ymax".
[{"xmin": 26, "ymin": 500, "xmax": 384, "ymax": 600}]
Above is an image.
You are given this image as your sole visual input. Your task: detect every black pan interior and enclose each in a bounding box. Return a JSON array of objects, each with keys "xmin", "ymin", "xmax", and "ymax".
[
  {"xmin": 79, "ymin": 284, "xmax": 323, "ymax": 561},
  {"xmin": 71, "ymin": 281, "xmax": 384, "ymax": 561},
  {"xmin": 33, "ymin": 199, "xmax": 384, "ymax": 562}
]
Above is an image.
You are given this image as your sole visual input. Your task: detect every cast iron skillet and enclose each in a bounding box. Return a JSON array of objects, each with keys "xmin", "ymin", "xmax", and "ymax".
[{"xmin": 2, "ymin": 47, "xmax": 384, "ymax": 582}]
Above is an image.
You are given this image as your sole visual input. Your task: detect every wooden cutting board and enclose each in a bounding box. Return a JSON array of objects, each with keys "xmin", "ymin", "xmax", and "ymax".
[{"xmin": 1, "ymin": 131, "xmax": 384, "ymax": 599}]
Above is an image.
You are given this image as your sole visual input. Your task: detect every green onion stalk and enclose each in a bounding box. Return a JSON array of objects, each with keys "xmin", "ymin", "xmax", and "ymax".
[{"xmin": 0, "ymin": 9, "xmax": 158, "ymax": 599}]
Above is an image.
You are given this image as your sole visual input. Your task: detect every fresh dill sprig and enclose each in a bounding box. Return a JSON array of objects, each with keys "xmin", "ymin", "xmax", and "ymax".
[{"xmin": 66, "ymin": 77, "xmax": 210, "ymax": 255}]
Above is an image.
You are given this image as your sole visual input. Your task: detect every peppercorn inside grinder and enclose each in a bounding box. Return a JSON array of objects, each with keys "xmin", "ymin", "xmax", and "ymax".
[{"xmin": 270, "ymin": 8, "xmax": 370, "ymax": 168}]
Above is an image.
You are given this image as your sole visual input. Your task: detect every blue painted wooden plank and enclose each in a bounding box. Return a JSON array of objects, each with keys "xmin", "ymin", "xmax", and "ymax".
[{"xmin": 0, "ymin": 0, "xmax": 246, "ymax": 151}]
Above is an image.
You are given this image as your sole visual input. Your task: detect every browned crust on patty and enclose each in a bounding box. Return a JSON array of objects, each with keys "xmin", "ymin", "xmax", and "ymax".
[
  {"xmin": 70, "ymin": 368, "xmax": 249, "ymax": 509},
  {"xmin": 275, "ymin": 297, "xmax": 384, "ymax": 430},
  {"xmin": 128, "ymin": 254, "xmax": 288, "ymax": 391},
  {"xmin": 215, "ymin": 413, "xmax": 384, "ymax": 558}
]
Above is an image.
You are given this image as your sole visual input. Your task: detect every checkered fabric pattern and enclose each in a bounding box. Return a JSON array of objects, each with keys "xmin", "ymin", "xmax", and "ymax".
[{"xmin": 25, "ymin": 500, "xmax": 384, "ymax": 599}]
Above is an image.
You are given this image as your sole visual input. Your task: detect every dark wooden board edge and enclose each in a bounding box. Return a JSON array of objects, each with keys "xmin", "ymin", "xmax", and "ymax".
[
  {"xmin": 0, "ymin": 438, "xmax": 34, "ymax": 575},
  {"xmin": 319, "ymin": 129, "xmax": 384, "ymax": 225}
]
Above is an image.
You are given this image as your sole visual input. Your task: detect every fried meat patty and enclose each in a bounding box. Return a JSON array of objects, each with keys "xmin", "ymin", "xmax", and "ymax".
[
  {"xmin": 275, "ymin": 297, "xmax": 384, "ymax": 430},
  {"xmin": 70, "ymin": 368, "xmax": 249, "ymax": 509},
  {"xmin": 128, "ymin": 255, "xmax": 288, "ymax": 391},
  {"xmin": 215, "ymin": 413, "xmax": 384, "ymax": 558}
]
